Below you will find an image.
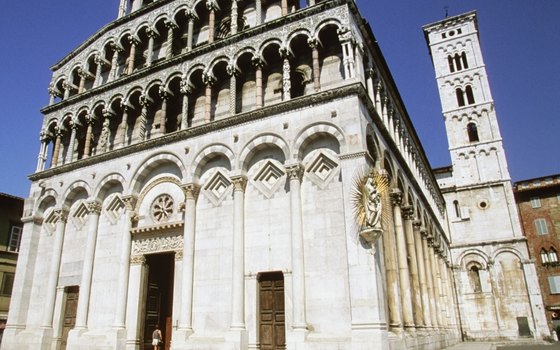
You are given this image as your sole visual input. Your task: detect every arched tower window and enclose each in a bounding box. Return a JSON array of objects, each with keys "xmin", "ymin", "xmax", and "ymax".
[
  {"xmin": 467, "ymin": 122, "xmax": 479, "ymax": 142},
  {"xmin": 448, "ymin": 56, "xmax": 455, "ymax": 73},
  {"xmin": 541, "ymin": 249, "xmax": 550, "ymax": 264},
  {"xmin": 461, "ymin": 52, "xmax": 469, "ymax": 69},
  {"xmin": 550, "ymin": 248, "xmax": 558, "ymax": 263},
  {"xmin": 456, "ymin": 88, "xmax": 465, "ymax": 107},
  {"xmin": 453, "ymin": 200, "xmax": 460, "ymax": 218},
  {"xmin": 468, "ymin": 265, "xmax": 482, "ymax": 293},
  {"xmin": 454, "ymin": 53, "xmax": 462, "ymax": 71},
  {"xmin": 465, "ymin": 85, "xmax": 475, "ymax": 104}
]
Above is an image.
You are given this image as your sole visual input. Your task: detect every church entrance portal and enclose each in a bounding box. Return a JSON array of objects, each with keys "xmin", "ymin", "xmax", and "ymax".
[
  {"xmin": 60, "ymin": 286, "xmax": 79, "ymax": 350},
  {"xmin": 143, "ymin": 253, "xmax": 174, "ymax": 350},
  {"xmin": 258, "ymin": 271, "xmax": 286, "ymax": 350}
]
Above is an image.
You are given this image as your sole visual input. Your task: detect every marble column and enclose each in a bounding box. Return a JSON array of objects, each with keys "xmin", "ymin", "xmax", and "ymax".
[
  {"xmin": 93, "ymin": 55, "xmax": 106, "ymax": 88},
  {"xmin": 77, "ymin": 69, "xmax": 88, "ymax": 94},
  {"xmin": 438, "ymin": 254, "xmax": 450, "ymax": 327},
  {"xmin": 165, "ymin": 22, "xmax": 178, "ymax": 59},
  {"xmin": 252, "ymin": 57, "xmax": 264, "ymax": 108},
  {"xmin": 180, "ymin": 81, "xmax": 192, "ymax": 130},
  {"xmin": 62, "ymin": 81, "xmax": 72, "ymax": 99},
  {"xmin": 207, "ymin": 1, "xmax": 216, "ymax": 44},
  {"xmin": 138, "ymin": 95, "xmax": 150, "ymax": 141},
  {"xmin": 391, "ymin": 190, "xmax": 414, "ymax": 329},
  {"xmin": 186, "ymin": 12, "xmax": 195, "ymax": 51},
  {"xmin": 286, "ymin": 164, "xmax": 307, "ymax": 331},
  {"xmin": 127, "ymin": 37, "xmax": 139, "ymax": 75},
  {"xmin": 179, "ymin": 184, "xmax": 200, "ymax": 333},
  {"xmin": 119, "ymin": 104, "xmax": 130, "ymax": 147},
  {"xmin": 203, "ymin": 73, "xmax": 215, "ymax": 123},
  {"xmin": 281, "ymin": 0, "xmax": 288, "ymax": 15},
  {"xmin": 113, "ymin": 196, "xmax": 137, "ymax": 329},
  {"xmin": 227, "ymin": 65, "xmax": 238, "ymax": 116},
  {"xmin": 280, "ymin": 48, "xmax": 291, "ymax": 101},
  {"xmin": 36, "ymin": 132, "xmax": 49, "ymax": 172},
  {"xmin": 366, "ymin": 68, "xmax": 375, "ymax": 103},
  {"xmin": 146, "ymin": 29, "xmax": 157, "ymax": 67},
  {"xmin": 51, "ymin": 127, "xmax": 63, "ymax": 167},
  {"xmin": 413, "ymin": 221, "xmax": 431, "ymax": 328},
  {"xmin": 383, "ymin": 188, "xmax": 401, "ymax": 331},
  {"xmin": 118, "ymin": 0, "xmax": 127, "ymax": 18},
  {"xmin": 308, "ymin": 38, "xmax": 321, "ymax": 92},
  {"xmin": 64, "ymin": 122, "xmax": 76, "ymax": 164},
  {"xmin": 48, "ymin": 86, "xmax": 57, "ymax": 105},
  {"xmin": 403, "ymin": 206, "xmax": 423, "ymax": 328},
  {"xmin": 230, "ymin": 0, "xmax": 238, "ymax": 35},
  {"xmin": 82, "ymin": 115, "xmax": 95, "ymax": 159},
  {"xmin": 255, "ymin": 0, "xmax": 262, "ymax": 25},
  {"xmin": 109, "ymin": 44, "xmax": 122, "ymax": 82},
  {"xmin": 430, "ymin": 241, "xmax": 444, "ymax": 328},
  {"xmin": 421, "ymin": 228, "xmax": 437, "ymax": 329},
  {"xmin": 74, "ymin": 201, "xmax": 102, "ymax": 329},
  {"xmin": 41, "ymin": 209, "xmax": 68, "ymax": 328},
  {"xmin": 158, "ymin": 88, "xmax": 169, "ymax": 135},
  {"xmin": 230, "ymin": 176, "xmax": 247, "ymax": 330}
]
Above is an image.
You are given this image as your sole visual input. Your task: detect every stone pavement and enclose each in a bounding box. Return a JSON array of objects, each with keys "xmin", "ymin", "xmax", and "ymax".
[{"xmin": 442, "ymin": 342, "xmax": 560, "ymax": 350}]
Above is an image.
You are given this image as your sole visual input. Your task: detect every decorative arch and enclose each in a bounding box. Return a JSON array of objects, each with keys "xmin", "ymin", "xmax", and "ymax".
[
  {"xmin": 62, "ymin": 180, "xmax": 92, "ymax": 209},
  {"xmin": 286, "ymin": 29, "xmax": 312, "ymax": 46},
  {"xmin": 233, "ymin": 47, "xmax": 257, "ymax": 63},
  {"xmin": 314, "ymin": 18, "xmax": 343, "ymax": 35},
  {"xmin": 457, "ymin": 249, "xmax": 490, "ymax": 269},
  {"xmin": 207, "ymin": 55, "xmax": 232, "ymax": 73},
  {"xmin": 94, "ymin": 173, "xmax": 126, "ymax": 202},
  {"xmin": 34, "ymin": 189, "xmax": 59, "ymax": 216},
  {"xmin": 185, "ymin": 64, "xmax": 207, "ymax": 82},
  {"xmin": 491, "ymin": 247, "xmax": 525, "ymax": 263},
  {"xmin": 130, "ymin": 152, "xmax": 187, "ymax": 195},
  {"xmin": 239, "ymin": 134, "xmax": 290, "ymax": 171},
  {"xmin": 192, "ymin": 144, "xmax": 235, "ymax": 178},
  {"xmin": 293, "ymin": 123, "xmax": 345, "ymax": 160},
  {"xmin": 258, "ymin": 38, "xmax": 283, "ymax": 57}
]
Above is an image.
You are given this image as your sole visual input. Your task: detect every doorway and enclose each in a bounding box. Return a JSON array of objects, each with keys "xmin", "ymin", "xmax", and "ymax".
[
  {"xmin": 60, "ymin": 286, "xmax": 79, "ymax": 350},
  {"xmin": 258, "ymin": 271, "xmax": 285, "ymax": 350},
  {"xmin": 143, "ymin": 253, "xmax": 174, "ymax": 350}
]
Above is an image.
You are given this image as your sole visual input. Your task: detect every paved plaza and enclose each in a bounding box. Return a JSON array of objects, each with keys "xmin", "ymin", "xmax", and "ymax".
[{"xmin": 443, "ymin": 342, "xmax": 560, "ymax": 350}]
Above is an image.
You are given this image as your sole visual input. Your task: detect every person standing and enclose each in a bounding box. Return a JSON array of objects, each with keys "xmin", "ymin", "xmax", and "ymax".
[{"xmin": 152, "ymin": 325, "xmax": 162, "ymax": 350}]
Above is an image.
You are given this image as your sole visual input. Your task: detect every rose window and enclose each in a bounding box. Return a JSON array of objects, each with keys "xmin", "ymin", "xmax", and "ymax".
[{"xmin": 151, "ymin": 194, "xmax": 174, "ymax": 222}]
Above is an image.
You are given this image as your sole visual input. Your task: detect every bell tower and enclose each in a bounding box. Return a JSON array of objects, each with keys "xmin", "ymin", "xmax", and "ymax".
[{"xmin": 424, "ymin": 11, "xmax": 523, "ymax": 241}]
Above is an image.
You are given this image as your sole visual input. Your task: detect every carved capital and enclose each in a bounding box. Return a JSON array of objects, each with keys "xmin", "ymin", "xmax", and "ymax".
[
  {"xmin": 130, "ymin": 255, "xmax": 146, "ymax": 265},
  {"xmin": 231, "ymin": 176, "xmax": 248, "ymax": 192},
  {"xmin": 202, "ymin": 73, "xmax": 216, "ymax": 86},
  {"xmin": 175, "ymin": 250, "xmax": 183, "ymax": 261},
  {"xmin": 420, "ymin": 228, "xmax": 429, "ymax": 239},
  {"xmin": 122, "ymin": 195, "xmax": 137, "ymax": 211},
  {"xmin": 226, "ymin": 64, "xmax": 240, "ymax": 77},
  {"xmin": 48, "ymin": 85, "xmax": 59, "ymax": 97},
  {"xmin": 278, "ymin": 47, "xmax": 290, "ymax": 59},
  {"xmin": 367, "ymin": 67, "xmax": 377, "ymax": 79},
  {"xmin": 128, "ymin": 36, "xmax": 140, "ymax": 46},
  {"xmin": 165, "ymin": 21, "xmax": 179, "ymax": 31},
  {"xmin": 182, "ymin": 184, "xmax": 201, "ymax": 201},
  {"xmin": 139, "ymin": 95, "xmax": 151, "ymax": 108},
  {"xmin": 251, "ymin": 56, "xmax": 264, "ymax": 68},
  {"xmin": 402, "ymin": 205, "xmax": 414, "ymax": 220},
  {"xmin": 94, "ymin": 54, "xmax": 106, "ymax": 66},
  {"xmin": 389, "ymin": 189, "xmax": 402, "ymax": 207},
  {"xmin": 146, "ymin": 28, "xmax": 159, "ymax": 39},
  {"xmin": 412, "ymin": 220, "xmax": 422, "ymax": 230},
  {"xmin": 159, "ymin": 86, "xmax": 169, "ymax": 100},
  {"xmin": 53, "ymin": 209, "xmax": 68, "ymax": 223},
  {"xmin": 285, "ymin": 164, "xmax": 303, "ymax": 181},
  {"xmin": 86, "ymin": 201, "xmax": 103, "ymax": 215},
  {"xmin": 307, "ymin": 38, "xmax": 319, "ymax": 50},
  {"xmin": 180, "ymin": 80, "xmax": 193, "ymax": 95}
]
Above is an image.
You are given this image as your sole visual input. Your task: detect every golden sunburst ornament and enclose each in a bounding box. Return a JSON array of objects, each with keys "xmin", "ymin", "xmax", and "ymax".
[{"xmin": 351, "ymin": 168, "xmax": 390, "ymax": 244}]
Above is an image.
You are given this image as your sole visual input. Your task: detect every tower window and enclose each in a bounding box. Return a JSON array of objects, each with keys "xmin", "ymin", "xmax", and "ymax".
[
  {"xmin": 447, "ymin": 52, "xmax": 469, "ymax": 73},
  {"xmin": 453, "ymin": 200, "xmax": 461, "ymax": 218},
  {"xmin": 530, "ymin": 196, "xmax": 541, "ymax": 208},
  {"xmin": 468, "ymin": 265, "xmax": 482, "ymax": 293},
  {"xmin": 542, "ymin": 249, "xmax": 550, "ymax": 264},
  {"xmin": 456, "ymin": 88, "xmax": 465, "ymax": 107},
  {"xmin": 535, "ymin": 218, "xmax": 549, "ymax": 235},
  {"xmin": 551, "ymin": 248, "xmax": 558, "ymax": 263},
  {"xmin": 467, "ymin": 122, "xmax": 479, "ymax": 142},
  {"xmin": 465, "ymin": 85, "xmax": 475, "ymax": 104}
]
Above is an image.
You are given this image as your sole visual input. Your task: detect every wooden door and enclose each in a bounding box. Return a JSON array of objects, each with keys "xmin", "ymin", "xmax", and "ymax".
[
  {"xmin": 259, "ymin": 272, "xmax": 285, "ymax": 350},
  {"xmin": 61, "ymin": 286, "xmax": 79, "ymax": 350}
]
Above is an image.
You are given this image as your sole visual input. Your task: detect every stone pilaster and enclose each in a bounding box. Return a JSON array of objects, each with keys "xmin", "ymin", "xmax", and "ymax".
[{"xmin": 230, "ymin": 176, "xmax": 247, "ymax": 330}]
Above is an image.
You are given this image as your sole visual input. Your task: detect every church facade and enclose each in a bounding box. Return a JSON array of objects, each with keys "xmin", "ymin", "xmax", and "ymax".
[{"xmin": 2, "ymin": 1, "xmax": 548, "ymax": 350}]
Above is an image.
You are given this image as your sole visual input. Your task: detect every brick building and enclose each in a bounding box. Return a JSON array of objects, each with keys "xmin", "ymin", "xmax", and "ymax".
[{"xmin": 514, "ymin": 175, "xmax": 560, "ymax": 329}]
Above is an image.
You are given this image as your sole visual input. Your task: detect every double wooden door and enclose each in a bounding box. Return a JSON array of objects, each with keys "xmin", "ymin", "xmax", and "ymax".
[
  {"xmin": 259, "ymin": 272, "xmax": 285, "ymax": 350},
  {"xmin": 61, "ymin": 286, "xmax": 79, "ymax": 350}
]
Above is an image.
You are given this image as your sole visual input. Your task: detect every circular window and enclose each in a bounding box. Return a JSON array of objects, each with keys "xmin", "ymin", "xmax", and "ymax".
[
  {"xmin": 478, "ymin": 201, "xmax": 489, "ymax": 209},
  {"xmin": 449, "ymin": 30, "xmax": 456, "ymax": 37},
  {"xmin": 151, "ymin": 194, "xmax": 174, "ymax": 222}
]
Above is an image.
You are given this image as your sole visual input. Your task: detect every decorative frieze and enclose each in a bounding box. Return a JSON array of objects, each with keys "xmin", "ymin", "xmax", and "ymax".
[{"xmin": 131, "ymin": 234, "xmax": 183, "ymax": 256}]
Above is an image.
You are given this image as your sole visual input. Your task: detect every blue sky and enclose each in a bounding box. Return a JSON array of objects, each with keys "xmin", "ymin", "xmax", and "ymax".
[{"xmin": 0, "ymin": 0, "xmax": 558, "ymax": 198}]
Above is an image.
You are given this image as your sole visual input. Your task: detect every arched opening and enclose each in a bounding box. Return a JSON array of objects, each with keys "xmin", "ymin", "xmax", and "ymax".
[
  {"xmin": 465, "ymin": 85, "xmax": 475, "ymax": 104},
  {"xmin": 468, "ymin": 264, "xmax": 482, "ymax": 293},
  {"xmin": 288, "ymin": 34, "xmax": 313, "ymax": 98},
  {"xmin": 262, "ymin": 43, "xmax": 283, "ymax": 106},
  {"xmin": 456, "ymin": 88, "xmax": 465, "ymax": 107},
  {"xmin": 467, "ymin": 122, "xmax": 479, "ymax": 142}
]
